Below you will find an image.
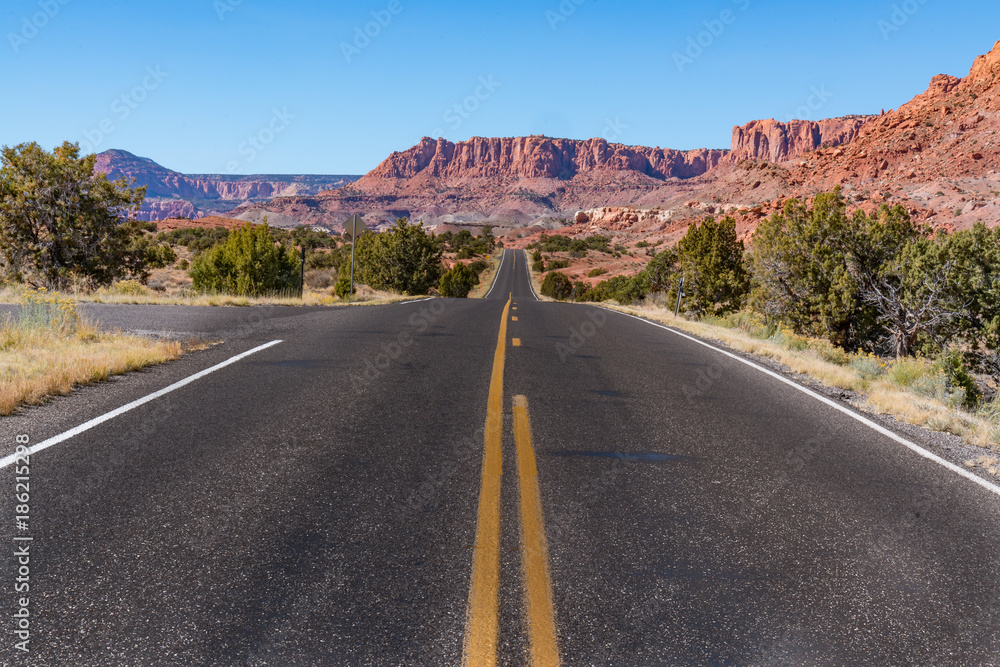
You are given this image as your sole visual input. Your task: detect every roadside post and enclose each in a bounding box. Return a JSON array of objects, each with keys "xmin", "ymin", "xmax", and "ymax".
[
  {"xmin": 674, "ymin": 276, "xmax": 685, "ymax": 317},
  {"xmin": 299, "ymin": 246, "xmax": 306, "ymax": 298},
  {"xmin": 344, "ymin": 214, "xmax": 367, "ymax": 297}
]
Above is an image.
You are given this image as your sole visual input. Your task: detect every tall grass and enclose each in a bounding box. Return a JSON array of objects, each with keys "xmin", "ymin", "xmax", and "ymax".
[{"xmin": 0, "ymin": 289, "xmax": 182, "ymax": 415}]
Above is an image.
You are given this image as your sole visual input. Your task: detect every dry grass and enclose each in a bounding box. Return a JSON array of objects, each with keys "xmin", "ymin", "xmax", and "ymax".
[
  {"xmin": 0, "ymin": 291, "xmax": 183, "ymax": 416},
  {"xmin": 470, "ymin": 254, "xmax": 503, "ymax": 299},
  {"xmin": 0, "ymin": 282, "xmax": 412, "ymax": 309},
  {"xmin": 603, "ymin": 303, "xmax": 1000, "ymax": 466}
]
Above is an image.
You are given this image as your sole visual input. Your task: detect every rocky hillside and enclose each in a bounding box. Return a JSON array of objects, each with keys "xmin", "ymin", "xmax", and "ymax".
[
  {"xmin": 94, "ymin": 150, "xmax": 360, "ymax": 221},
  {"xmin": 195, "ymin": 39, "xmax": 1000, "ymax": 241},
  {"xmin": 728, "ymin": 116, "xmax": 876, "ymax": 163}
]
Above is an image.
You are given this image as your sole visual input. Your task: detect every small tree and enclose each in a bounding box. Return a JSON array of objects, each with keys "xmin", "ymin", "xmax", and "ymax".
[
  {"xmin": 439, "ymin": 262, "xmax": 477, "ymax": 298},
  {"xmin": 0, "ymin": 141, "xmax": 153, "ymax": 287},
  {"xmin": 189, "ymin": 222, "xmax": 299, "ymax": 296},
  {"xmin": 676, "ymin": 216, "xmax": 749, "ymax": 316},
  {"xmin": 355, "ymin": 218, "xmax": 443, "ymax": 295}
]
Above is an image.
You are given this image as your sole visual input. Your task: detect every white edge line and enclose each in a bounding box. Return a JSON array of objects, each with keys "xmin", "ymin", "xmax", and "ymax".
[
  {"xmin": 397, "ymin": 297, "xmax": 435, "ymax": 305},
  {"xmin": 601, "ymin": 307, "xmax": 1000, "ymax": 499},
  {"xmin": 0, "ymin": 340, "xmax": 285, "ymax": 470},
  {"xmin": 484, "ymin": 250, "xmax": 508, "ymax": 299},
  {"xmin": 523, "ymin": 250, "xmax": 539, "ymax": 301}
]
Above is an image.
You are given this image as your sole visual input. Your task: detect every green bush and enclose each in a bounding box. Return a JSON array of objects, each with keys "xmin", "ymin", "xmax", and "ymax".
[
  {"xmin": 334, "ymin": 262, "xmax": 353, "ymax": 298},
  {"xmin": 355, "ymin": 218, "xmax": 443, "ymax": 295},
  {"xmin": 547, "ymin": 259, "xmax": 570, "ymax": 271},
  {"xmin": 189, "ymin": 223, "xmax": 299, "ymax": 296},
  {"xmin": 935, "ymin": 349, "xmax": 980, "ymax": 408},
  {"xmin": 588, "ymin": 267, "xmax": 608, "ymax": 278},
  {"xmin": 306, "ymin": 249, "xmax": 342, "ymax": 271},
  {"xmin": 541, "ymin": 271, "xmax": 574, "ymax": 300},
  {"xmin": 439, "ymin": 262, "xmax": 477, "ymax": 298},
  {"xmin": 532, "ymin": 259, "xmax": 545, "ymax": 273}
]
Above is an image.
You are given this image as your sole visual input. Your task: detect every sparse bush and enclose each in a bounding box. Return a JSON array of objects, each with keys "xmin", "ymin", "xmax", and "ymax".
[
  {"xmin": 110, "ymin": 280, "xmax": 148, "ymax": 296},
  {"xmin": 588, "ymin": 267, "xmax": 609, "ymax": 278},
  {"xmin": 17, "ymin": 288, "xmax": 78, "ymax": 334},
  {"xmin": 541, "ymin": 271, "xmax": 574, "ymax": 300},
  {"xmin": 439, "ymin": 262, "xmax": 477, "ymax": 298},
  {"xmin": 547, "ymin": 259, "xmax": 570, "ymax": 271},
  {"xmin": 849, "ymin": 354, "xmax": 887, "ymax": 380},
  {"xmin": 305, "ymin": 269, "xmax": 337, "ymax": 289},
  {"xmin": 532, "ymin": 259, "xmax": 545, "ymax": 273}
]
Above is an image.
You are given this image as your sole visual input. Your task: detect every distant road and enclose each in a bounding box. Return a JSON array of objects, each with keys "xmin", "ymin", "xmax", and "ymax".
[{"xmin": 2, "ymin": 250, "xmax": 998, "ymax": 665}]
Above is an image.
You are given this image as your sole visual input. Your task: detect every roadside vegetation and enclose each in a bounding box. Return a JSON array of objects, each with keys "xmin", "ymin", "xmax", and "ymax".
[
  {"xmin": 535, "ymin": 189, "xmax": 1000, "ymax": 472},
  {"xmin": 0, "ymin": 289, "xmax": 182, "ymax": 415}
]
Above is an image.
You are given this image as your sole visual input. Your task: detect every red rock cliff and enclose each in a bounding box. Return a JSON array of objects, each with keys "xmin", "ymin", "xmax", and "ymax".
[
  {"xmin": 358, "ymin": 136, "xmax": 728, "ymax": 185},
  {"xmin": 729, "ymin": 116, "xmax": 875, "ymax": 163}
]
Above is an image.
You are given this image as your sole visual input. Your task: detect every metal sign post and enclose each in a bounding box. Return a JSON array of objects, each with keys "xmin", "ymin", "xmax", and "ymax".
[
  {"xmin": 674, "ymin": 276, "xmax": 685, "ymax": 317},
  {"xmin": 299, "ymin": 246, "xmax": 305, "ymax": 298},
  {"xmin": 344, "ymin": 215, "xmax": 367, "ymax": 297}
]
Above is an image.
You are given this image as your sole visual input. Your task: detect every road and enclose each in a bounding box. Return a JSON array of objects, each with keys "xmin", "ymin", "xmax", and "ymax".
[{"xmin": 2, "ymin": 249, "xmax": 999, "ymax": 666}]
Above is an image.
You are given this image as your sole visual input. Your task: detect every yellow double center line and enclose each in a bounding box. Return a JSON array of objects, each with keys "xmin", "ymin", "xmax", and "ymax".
[{"xmin": 463, "ymin": 298, "xmax": 560, "ymax": 666}]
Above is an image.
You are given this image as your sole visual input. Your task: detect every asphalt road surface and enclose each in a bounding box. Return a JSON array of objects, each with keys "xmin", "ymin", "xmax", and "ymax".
[{"xmin": 2, "ymin": 249, "xmax": 999, "ymax": 666}]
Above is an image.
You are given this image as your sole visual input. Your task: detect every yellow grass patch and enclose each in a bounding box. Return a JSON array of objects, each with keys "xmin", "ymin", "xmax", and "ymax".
[{"xmin": 0, "ymin": 319, "xmax": 182, "ymax": 416}]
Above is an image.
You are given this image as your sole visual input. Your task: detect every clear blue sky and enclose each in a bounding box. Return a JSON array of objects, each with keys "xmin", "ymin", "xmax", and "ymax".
[{"xmin": 3, "ymin": 0, "xmax": 998, "ymax": 175}]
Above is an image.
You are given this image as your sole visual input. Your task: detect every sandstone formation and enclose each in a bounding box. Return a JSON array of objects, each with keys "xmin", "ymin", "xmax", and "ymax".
[
  {"xmin": 357, "ymin": 136, "xmax": 728, "ymax": 188},
  {"xmin": 729, "ymin": 116, "xmax": 875, "ymax": 163}
]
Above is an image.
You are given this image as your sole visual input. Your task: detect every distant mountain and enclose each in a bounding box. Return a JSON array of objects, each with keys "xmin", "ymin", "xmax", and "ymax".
[{"xmin": 93, "ymin": 150, "xmax": 360, "ymax": 222}]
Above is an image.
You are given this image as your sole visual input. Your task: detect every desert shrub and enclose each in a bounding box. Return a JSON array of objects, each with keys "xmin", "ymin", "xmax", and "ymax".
[
  {"xmin": 189, "ymin": 223, "xmax": 299, "ymax": 296},
  {"xmin": 439, "ymin": 262, "xmax": 477, "ymax": 298},
  {"xmin": 305, "ymin": 269, "xmax": 337, "ymax": 289},
  {"xmin": 848, "ymin": 354, "xmax": 887, "ymax": 381},
  {"xmin": 547, "ymin": 259, "xmax": 570, "ymax": 271},
  {"xmin": 17, "ymin": 288, "xmax": 78, "ymax": 333},
  {"xmin": 588, "ymin": 267, "xmax": 609, "ymax": 278},
  {"xmin": 532, "ymin": 259, "xmax": 545, "ymax": 273},
  {"xmin": 306, "ymin": 249, "xmax": 342, "ymax": 271},
  {"xmin": 468, "ymin": 260, "xmax": 489, "ymax": 277},
  {"xmin": 354, "ymin": 218, "xmax": 443, "ymax": 295},
  {"xmin": 110, "ymin": 279, "xmax": 148, "ymax": 296},
  {"xmin": 588, "ymin": 271, "xmax": 650, "ymax": 305},
  {"xmin": 334, "ymin": 262, "xmax": 353, "ymax": 298},
  {"xmin": 935, "ymin": 349, "xmax": 980, "ymax": 408},
  {"xmin": 541, "ymin": 271, "xmax": 574, "ymax": 300}
]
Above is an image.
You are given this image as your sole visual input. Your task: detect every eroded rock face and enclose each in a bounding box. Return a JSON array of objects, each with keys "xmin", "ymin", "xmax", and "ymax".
[
  {"xmin": 358, "ymin": 136, "xmax": 728, "ymax": 186},
  {"xmin": 729, "ymin": 116, "xmax": 875, "ymax": 163},
  {"xmin": 92, "ymin": 149, "xmax": 359, "ymax": 221}
]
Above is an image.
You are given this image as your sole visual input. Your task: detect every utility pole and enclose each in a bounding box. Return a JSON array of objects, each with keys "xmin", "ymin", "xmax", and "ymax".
[{"xmin": 674, "ymin": 276, "xmax": 685, "ymax": 317}]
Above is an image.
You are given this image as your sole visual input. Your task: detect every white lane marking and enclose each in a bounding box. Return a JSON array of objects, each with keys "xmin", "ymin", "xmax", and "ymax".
[
  {"xmin": 604, "ymin": 308, "xmax": 1000, "ymax": 499},
  {"xmin": 484, "ymin": 250, "xmax": 508, "ymax": 299},
  {"xmin": 397, "ymin": 297, "xmax": 435, "ymax": 305},
  {"xmin": 0, "ymin": 340, "xmax": 285, "ymax": 470},
  {"xmin": 523, "ymin": 251, "xmax": 539, "ymax": 301}
]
